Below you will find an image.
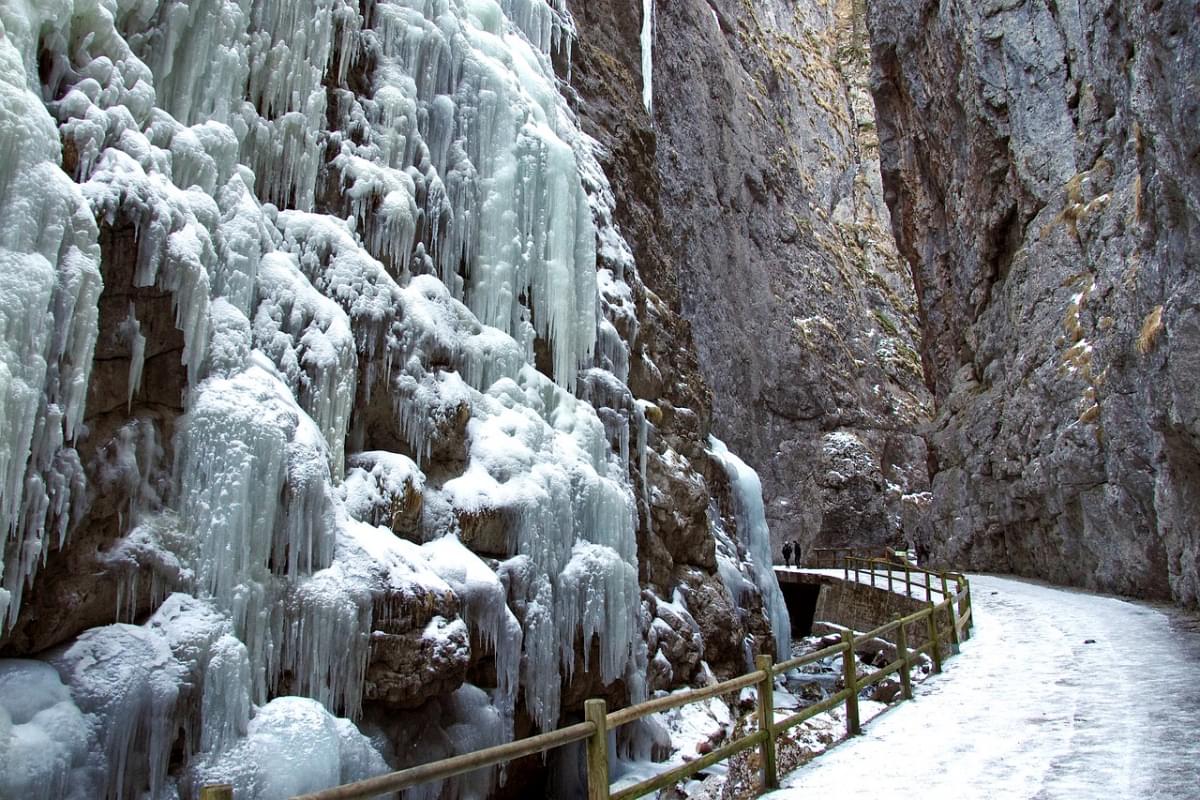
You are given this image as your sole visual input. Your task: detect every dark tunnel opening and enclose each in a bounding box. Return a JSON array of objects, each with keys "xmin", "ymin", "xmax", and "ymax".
[{"xmin": 780, "ymin": 582, "xmax": 821, "ymax": 638}]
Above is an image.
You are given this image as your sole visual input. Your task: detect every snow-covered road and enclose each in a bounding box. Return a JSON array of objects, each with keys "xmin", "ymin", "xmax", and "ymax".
[{"xmin": 766, "ymin": 574, "xmax": 1200, "ymax": 799}]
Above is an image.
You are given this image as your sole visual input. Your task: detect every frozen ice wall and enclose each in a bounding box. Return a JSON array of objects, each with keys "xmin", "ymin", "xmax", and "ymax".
[
  {"xmin": 0, "ymin": 0, "xmax": 782, "ymax": 796},
  {"xmin": 0, "ymin": 2, "xmax": 102, "ymax": 629}
]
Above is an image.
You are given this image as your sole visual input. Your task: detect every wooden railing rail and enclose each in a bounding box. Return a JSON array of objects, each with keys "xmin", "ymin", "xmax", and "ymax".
[
  {"xmin": 289, "ymin": 721, "xmax": 598, "ymax": 800},
  {"xmin": 204, "ymin": 560, "xmax": 973, "ymax": 800},
  {"xmin": 803, "ymin": 546, "xmax": 893, "ymax": 569},
  {"xmin": 604, "ymin": 668, "xmax": 765, "ymax": 729},
  {"xmin": 842, "ymin": 556, "xmax": 974, "ymax": 635}
]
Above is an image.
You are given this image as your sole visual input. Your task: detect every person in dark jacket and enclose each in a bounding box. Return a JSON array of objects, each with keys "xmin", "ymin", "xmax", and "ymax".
[{"xmin": 782, "ymin": 541, "xmax": 794, "ymax": 568}]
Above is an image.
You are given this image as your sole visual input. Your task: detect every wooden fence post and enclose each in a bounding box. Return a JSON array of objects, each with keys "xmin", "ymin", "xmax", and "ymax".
[
  {"xmin": 963, "ymin": 582, "xmax": 974, "ymax": 638},
  {"xmin": 924, "ymin": 570, "xmax": 931, "ymax": 602},
  {"xmin": 755, "ymin": 655, "xmax": 778, "ymax": 790},
  {"xmin": 199, "ymin": 786, "xmax": 233, "ymax": 800},
  {"xmin": 904, "ymin": 565, "xmax": 912, "ymax": 598},
  {"xmin": 941, "ymin": 573, "xmax": 960, "ymax": 649},
  {"xmin": 585, "ymin": 699, "xmax": 610, "ymax": 800},
  {"xmin": 841, "ymin": 630, "xmax": 860, "ymax": 735},
  {"xmin": 925, "ymin": 606, "xmax": 942, "ymax": 674},
  {"xmin": 896, "ymin": 623, "xmax": 913, "ymax": 701}
]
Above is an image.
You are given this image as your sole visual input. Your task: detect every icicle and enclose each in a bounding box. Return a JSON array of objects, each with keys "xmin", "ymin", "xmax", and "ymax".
[
  {"xmin": 555, "ymin": 542, "xmax": 640, "ymax": 685},
  {"xmin": 119, "ymin": 303, "xmax": 146, "ymax": 411},
  {"xmin": 635, "ymin": 400, "xmax": 653, "ymax": 538},
  {"xmin": 423, "ymin": 535, "xmax": 523, "ymax": 729},
  {"xmin": 640, "ymin": 0, "xmax": 654, "ymax": 114},
  {"xmin": 175, "ymin": 358, "xmax": 337, "ymax": 700},
  {"xmin": 441, "ymin": 684, "xmax": 510, "ymax": 797},
  {"xmin": 276, "ymin": 563, "xmax": 373, "ymax": 718},
  {"xmin": 199, "ymin": 633, "xmax": 253, "ymax": 754}
]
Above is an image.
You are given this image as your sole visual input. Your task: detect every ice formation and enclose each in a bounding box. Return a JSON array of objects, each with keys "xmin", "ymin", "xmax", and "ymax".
[
  {"xmin": 0, "ymin": 5, "xmax": 102, "ymax": 628},
  {"xmin": 709, "ymin": 437, "xmax": 792, "ymax": 659},
  {"xmin": 640, "ymin": 0, "xmax": 655, "ymax": 114},
  {"xmin": 0, "ymin": 0, "xmax": 783, "ymax": 796}
]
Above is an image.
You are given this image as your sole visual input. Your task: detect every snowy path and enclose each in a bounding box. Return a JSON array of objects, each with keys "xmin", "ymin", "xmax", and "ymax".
[{"xmin": 765, "ymin": 574, "xmax": 1200, "ymax": 800}]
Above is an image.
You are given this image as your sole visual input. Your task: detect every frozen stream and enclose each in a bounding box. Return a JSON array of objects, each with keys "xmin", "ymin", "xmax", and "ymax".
[{"xmin": 766, "ymin": 574, "xmax": 1200, "ymax": 799}]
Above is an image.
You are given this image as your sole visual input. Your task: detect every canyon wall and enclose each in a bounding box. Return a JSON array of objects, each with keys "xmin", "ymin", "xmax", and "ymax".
[
  {"xmin": 644, "ymin": 0, "xmax": 933, "ymax": 558},
  {"xmin": 867, "ymin": 0, "xmax": 1200, "ymax": 603}
]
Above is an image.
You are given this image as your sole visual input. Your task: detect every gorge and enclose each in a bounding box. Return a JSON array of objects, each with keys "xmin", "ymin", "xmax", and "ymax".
[{"xmin": 0, "ymin": 0, "xmax": 1195, "ymax": 797}]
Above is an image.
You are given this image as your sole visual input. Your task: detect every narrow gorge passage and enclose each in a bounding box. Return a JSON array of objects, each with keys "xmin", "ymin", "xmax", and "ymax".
[{"xmin": 768, "ymin": 575, "xmax": 1200, "ymax": 799}]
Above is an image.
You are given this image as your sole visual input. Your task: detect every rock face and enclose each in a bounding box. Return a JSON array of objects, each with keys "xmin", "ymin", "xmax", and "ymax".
[
  {"xmin": 866, "ymin": 0, "xmax": 1200, "ymax": 604},
  {"xmin": 647, "ymin": 0, "xmax": 933, "ymax": 558},
  {"xmin": 567, "ymin": 0, "xmax": 789, "ymax": 680}
]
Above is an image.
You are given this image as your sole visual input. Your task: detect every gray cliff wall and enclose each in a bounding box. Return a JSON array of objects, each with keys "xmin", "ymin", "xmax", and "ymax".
[
  {"xmin": 649, "ymin": 0, "xmax": 933, "ymax": 557},
  {"xmin": 867, "ymin": 0, "xmax": 1200, "ymax": 603}
]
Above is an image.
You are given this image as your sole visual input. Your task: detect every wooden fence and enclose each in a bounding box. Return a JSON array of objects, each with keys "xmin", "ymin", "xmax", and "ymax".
[
  {"xmin": 802, "ymin": 547, "xmax": 895, "ymax": 569},
  {"xmin": 842, "ymin": 557, "xmax": 974, "ymax": 644},
  {"xmin": 201, "ymin": 558, "xmax": 974, "ymax": 800}
]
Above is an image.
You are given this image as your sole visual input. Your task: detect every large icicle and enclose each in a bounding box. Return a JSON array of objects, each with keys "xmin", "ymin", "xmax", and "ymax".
[
  {"xmin": 174, "ymin": 356, "xmax": 337, "ymax": 699},
  {"xmin": 640, "ymin": 0, "xmax": 655, "ymax": 114},
  {"xmin": 0, "ymin": 10, "xmax": 103, "ymax": 630},
  {"xmin": 709, "ymin": 437, "xmax": 791, "ymax": 659}
]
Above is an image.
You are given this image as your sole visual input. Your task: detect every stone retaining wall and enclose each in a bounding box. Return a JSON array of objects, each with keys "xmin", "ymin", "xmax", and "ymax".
[{"xmin": 777, "ymin": 570, "xmax": 946, "ymax": 647}]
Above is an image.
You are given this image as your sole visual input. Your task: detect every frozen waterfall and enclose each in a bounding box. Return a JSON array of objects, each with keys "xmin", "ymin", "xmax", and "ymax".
[
  {"xmin": 709, "ymin": 437, "xmax": 791, "ymax": 660},
  {"xmin": 0, "ymin": 0, "xmax": 782, "ymax": 796}
]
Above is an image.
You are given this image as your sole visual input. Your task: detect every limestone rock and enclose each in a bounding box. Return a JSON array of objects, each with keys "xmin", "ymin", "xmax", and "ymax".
[
  {"xmin": 673, "ymin": 566, "xmax": 746, "ymax": 679},
  {"xmin": 643, "ymin": 591, "xmax": 704, "ymax": 691},
  {"xmin": 643, "ymin": 0, "xmax": 933, "ymax": 558},
  {"xmin": 364, "ymin": 615, "xmax": 470, "ymax": 710},
  {"xmin": 867, "ymin": 0, "xmax": 1200, "ymax": 604}
]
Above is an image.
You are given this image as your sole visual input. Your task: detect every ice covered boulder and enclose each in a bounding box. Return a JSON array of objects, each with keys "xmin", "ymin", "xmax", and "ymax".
[
  {"xmin": 47, "ymin": 622, "xmax": 187, "ymax": 799},
  {"xmin": 342, "ymin": 451, "xmax": 425, "ymax": 538},
  {"xmin": 0, "ymin": 660, "xmax": 95, "ymax": 800},
  {"xmin": 337, "ymin": 521, "xmax": 472, "ymax": 710},
  {"xmin": 189, "ymin": 696, "xmax": 388, "ymax": 799}
]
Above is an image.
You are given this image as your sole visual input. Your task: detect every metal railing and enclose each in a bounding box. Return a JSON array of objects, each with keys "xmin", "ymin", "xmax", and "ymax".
[{"xmin": 202, "ymin": 559, "xmax": 974, "ymax": 800}]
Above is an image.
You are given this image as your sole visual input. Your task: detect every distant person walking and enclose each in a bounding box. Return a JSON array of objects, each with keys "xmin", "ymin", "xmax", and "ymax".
[{"xmin": 782, "ymin": 540, "xmax": 794, "ymax": 568}]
